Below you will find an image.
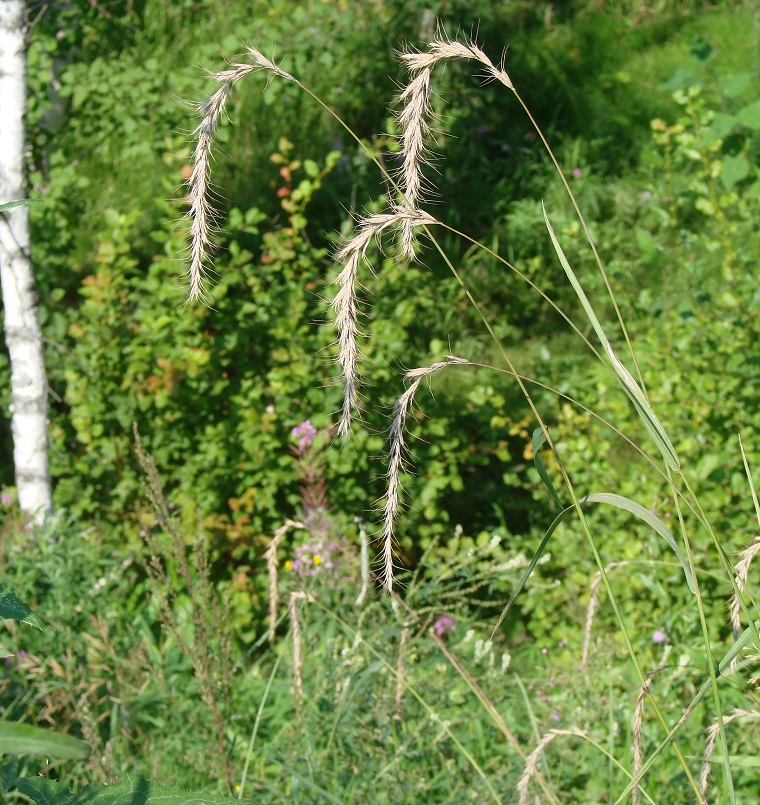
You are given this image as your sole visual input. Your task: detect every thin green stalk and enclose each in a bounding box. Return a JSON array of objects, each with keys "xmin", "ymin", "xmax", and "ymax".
[
  {"xmin": 512, "ymin": 90, "xmax": 646, "ymax": 393},
  {"xmin": 424, "ymin": 228, "xmax": 702, "ymax": 797},
  {"xmin": 667, "ymin": 467, "xmax": 735, "ymax": 803},
  {"xmin": 514, "ymin": 672, "xmax": 551, "ymax": 783},
  {"xmin": 238, "ymin": 633, "xmax": 288, "ymax": 799},
  {"xmin": 306, "ymin": 597, "xmax": 504, "ymax": 805}
]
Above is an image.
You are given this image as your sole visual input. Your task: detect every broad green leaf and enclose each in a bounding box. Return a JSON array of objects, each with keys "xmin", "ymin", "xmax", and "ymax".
[
  {"xmin": 736, "ymin": 99, "xmax": 760, "ymax": 130},
  {"xmin": 720, "ymin": 154, "xmax": 750, "ymax": 189},
  {"xmin": 0, "ymin": 723, "xmax": 91, "ymax": 760},
  {"xmin": 580, "ymin": 492, "xmax": 695, "ymax": 593},
  {"xmin": 719, "ymin": 72, "xmax": 754, "ymax": 98},
  {"xmin": 14, "ymin": 774, "xmax": 252, "ymax": 805},
  {"xmin": 532, "ymin": 427, "xmax": 561, "ymax": 507},
  {"xmin": 0, "ymin": 583, "xmax": 43, "ymax": 630}
]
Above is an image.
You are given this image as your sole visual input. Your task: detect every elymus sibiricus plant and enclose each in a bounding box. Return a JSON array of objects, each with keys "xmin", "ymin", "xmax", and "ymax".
[{"xmin": 186, "ymin": 29, "xmax": 760, "ymax": 803}]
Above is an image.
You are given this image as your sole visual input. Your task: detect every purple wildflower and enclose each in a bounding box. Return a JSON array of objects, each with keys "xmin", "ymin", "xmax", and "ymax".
[
  {"xmin": 432, "ymin": 615, "xmax": 456, "ymax": 638},
  {"xmin": 652, "ymin": 630, "xmax": 667, "ymax": 644},
  {"xmin": 0, "ymin": 493, "xmax": 11, "ymax": 506},
  {"xmin": 572, "ymin": 168, "xmax": 582, "ymax": 179},
  {"xmin": 291, "ymin": 420, "xmax": 317, "ymax": 451}
]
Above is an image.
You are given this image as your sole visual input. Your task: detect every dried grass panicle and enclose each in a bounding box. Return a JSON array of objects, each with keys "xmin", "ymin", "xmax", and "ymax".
[
  {"xmin": 580, "ymin": 561, "xmax": 628, "ymax": 670},
  {"xmin": 333, "ymin": 207, "xmax": 437, "ymax": 437},
  {"xmin": 394, "ymin": 35, "xmax": 512, "ymax": 257},
  {"xmin": 730, "ymin": 535, "xmax": 760, "ymax": 639},
  {"xmin": 400, "ymin": 36, "xmax": 514, "ymax": 90},
  {"xmin": 381, "ymin": 356, "xmax": 470, "ymax": 592},
  {"xmin": 580, "ymin": 571, "xmax": 603, "ymax": 671},
  {"xmin": 266, "ymin": 519, "xmax": 306, "ymax": 642},
  {"xmin": 288, "ymin": 591, "xmax": 309, "ymax": 714},
  {"xmin": 517, "ymin": 728, "xmax": 584, "ymax": 805},
  {"xmin": 700, "ymin": 708, "xmax": 760, "ymax": 797},
  {"xmin": 632, "ymin": 671, "xmax": 659, "ymax": 805},
  {"xmin": 395, "ymin": 68, "xmax": 433, "ymax": 258},
  {"xmin": 395, "ymin": 626, "xmax": 410, "ymax": 720},
  {"xmin": 354, "ymin": 517, "xmax": 371, "ymax": 607},
  {"xmin": 187, "ymin": 47, "xmax": 295, "ymax": 304}
]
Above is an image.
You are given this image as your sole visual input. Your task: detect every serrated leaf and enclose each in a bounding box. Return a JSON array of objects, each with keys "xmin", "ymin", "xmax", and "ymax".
[
  {"xmin": 0, "ymin": 583, "xmax": 43, "ymax": 630},
  {"xmin": 0, "ymin": 723, "xmax": 91, "ymax": 760},
  {"xmin": 14, "ymin": 774, "xmax": 251, "ymax": 805}
]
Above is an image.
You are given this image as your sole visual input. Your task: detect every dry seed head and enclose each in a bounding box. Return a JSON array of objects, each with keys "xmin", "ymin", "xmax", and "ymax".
[
  {"xmin": 517, "ymin": 729, "xmax": 584, "ymax": 805},
  {"xmin": 400, "ymin": 36, "xmax": 513, "ymax": 90},
  {"xmin": 700, "ymin": 708, "xmax": 760, "ymax": 797},
  {"xmin": 381, "ymin": 356, "xmax": 470, "ymax": 592},
  {"xmin": 632, "ymin": 671, "xmax": 659, "ymax": 805},
  {"xmin": 730, "ymin": 535, "xmax": 760, "ymax": 646},
  {"xmin": 332, "ymin": 208, "xmax": 437, "ymax": 437},
  {"xmin": 186, "ymin": 48, "xmax": 295, "ymax": 304},
  {"xmin": 393, "ymin": 35, "xmax": 512, "ymax": 255}
]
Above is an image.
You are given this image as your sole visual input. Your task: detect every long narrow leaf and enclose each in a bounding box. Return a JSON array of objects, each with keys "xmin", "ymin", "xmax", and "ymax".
[
  {"xmin": 604, "ymin": 342, "xmax": 680, "ymax": 471},
  {"xmin": 580, "ymin": 493, "xmax": 695, "ymax": 593},
  {"xmin": 543, "ymin": 204, "xmax": 680, "ymax": 471},
  {"xmin": 492, "ymin": 503, "xmax": 576, "ymax": 635},
  {"xmin": 542, "ymin": 202, "xmax": 608, "ymax": 345},
  {"xmin": 0, "ymin": 199, "xmax": 41, "ymax": 212},
  {"xmin": 532, "ymin": 427, "xmax": 561, "ymax": 507}
]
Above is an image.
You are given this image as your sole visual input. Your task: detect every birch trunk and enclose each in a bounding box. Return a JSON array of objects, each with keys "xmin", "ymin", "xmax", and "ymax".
[{"xmin": 0, "ymin": 0, "xmax": 52, "ymax": 522}]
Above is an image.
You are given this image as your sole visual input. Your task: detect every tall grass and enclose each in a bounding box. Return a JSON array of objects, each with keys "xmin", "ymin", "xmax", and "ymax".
[{"xmin": 184, "ymin": 30, "xmax": 760, "ymax": 803}]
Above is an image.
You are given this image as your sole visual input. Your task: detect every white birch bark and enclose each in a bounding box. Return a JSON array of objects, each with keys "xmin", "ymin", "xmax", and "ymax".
[{"xmin": 0, "ymin": 0, "xmax": 52, "ymax": 522}]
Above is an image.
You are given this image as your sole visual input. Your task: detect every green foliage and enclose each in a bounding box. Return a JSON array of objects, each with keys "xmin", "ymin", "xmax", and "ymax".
[
  {"xmin": 14, "ymin": 774, "xmax": 245, "ymax": 805},
  {"xmin": 3, "ymin": 2, "xmax": 760, "ymax": 802}
]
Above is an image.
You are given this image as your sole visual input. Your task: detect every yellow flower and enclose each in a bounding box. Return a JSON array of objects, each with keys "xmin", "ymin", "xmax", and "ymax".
[
  {"xmin": 284, "ymin": 560, "xmax": 293, "ymax": 570},
  {"xmin": 313, "ymin": 555, "xmax": 323, "ymax": 566}
]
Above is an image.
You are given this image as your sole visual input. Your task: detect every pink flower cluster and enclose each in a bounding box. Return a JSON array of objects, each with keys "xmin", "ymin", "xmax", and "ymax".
[{"xmin": 291, "ymin": 420, "xmax": 317, "ymax": 452}]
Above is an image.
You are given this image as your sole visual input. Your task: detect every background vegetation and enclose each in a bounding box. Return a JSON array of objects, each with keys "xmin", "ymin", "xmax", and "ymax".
[{"xmin": 2, "ymin": 0, "xmax": 760, "ymax": 802}]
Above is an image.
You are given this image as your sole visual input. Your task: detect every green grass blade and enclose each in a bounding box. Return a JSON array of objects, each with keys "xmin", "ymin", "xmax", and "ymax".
[
  {"xmin": 0, "ymin": 199, "xmax": 41, "ymax": 212},
  {"xmin": 615, "ymin": 625, "xmax": 755, "ymax": 803},
  {"xmin": 532, "ymin": 427, "xmax": 561, "ymax": 507},
  {"xmin": 604, "ymin": 342, "xmax": 680, "ymax": 471},
  {"xmin": 492, "ymin": 504, "xmax": 576, "ymax": 635},
  {"xmin": 542, "ymin": 202, "xmax": 608, "ymax": 345},
  {"xmin": 543, "ymin": 203, "xmax": 680, "ymax": 471},
  {"xmin": 581, "ymin": 493, "xmax": 695, "ymax": 593}
]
